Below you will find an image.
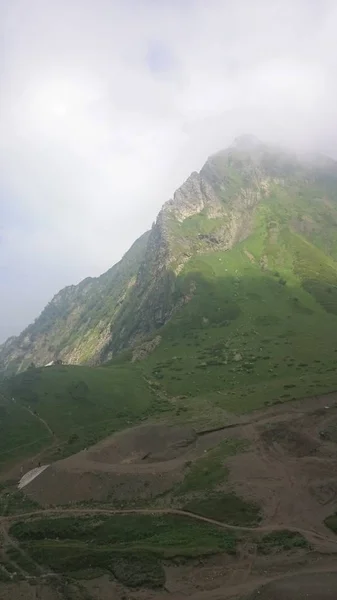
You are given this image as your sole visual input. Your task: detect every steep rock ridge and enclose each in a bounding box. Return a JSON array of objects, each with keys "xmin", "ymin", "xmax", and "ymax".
[
  {"xmin": 2, "ymin": 135, "xmax": 337, "ymax": 373},
  {"xmin": 99, "ymin": 159, "xmax": 269, "ymax": 358},
  {"xmin": 0, "ymin": 231, "xmax": 150, "ymax": 374},
  {"xmin": 166, "ymin": 171, "xmax": 223, "ymax": 221}
]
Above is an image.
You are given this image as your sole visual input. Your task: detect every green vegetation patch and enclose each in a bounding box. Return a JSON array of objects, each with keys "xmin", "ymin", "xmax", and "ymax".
[
  {"xmin": 67, "ymin": 567, "xmax": 106, "ymax": 580},
  {"xmin": 27, "ymin": 544, "xmax": 165, "ymax": 588},
  {"xmin": 257, "ymin": 530, "xmax": 309, "ymax": 554},
  {"xmin": 10, "ymin": 513, "xmax": 237, "ymax": 557},
  {"xmin": 324, "ymin": 512, "xmax": 337, "ymax": 533},
  {"xmin": 0, "ymin": 400, "xmax": 49, "ymax": 468},
  {"xmin": 183, "ymin": 492, "xmax": 261, "ymax": 526},
  {"xmin": 176, "ymin": 439, "xmax": 248, "ymax": 495},
  {"xmin": 0, "ymin": 363, "xmax": 170, "ymax": 468},
  {"xmin": 11, "ymin": 513, "xmax": 238, "ymax": 588},
  {"xmin": 290, "ymin": 231, "xmax": 337, "ymax": 315},
  {"xmin": 6, "ymin": 547, "xmax": 40, "ymax": 575},
  {"xmin": 0, "ymin": 565, "xmax": 11, "ymax": 582},
  {"xmin": 0, "ymin": 485, "xmax": 40, "ymax": 516},
  {"xmin": 137, "ymin": 193, "xmax": 337, "ymax": 413},
  {"xmin": 111, "ymin": 554, "xmax": 165, "ymax": 588}
]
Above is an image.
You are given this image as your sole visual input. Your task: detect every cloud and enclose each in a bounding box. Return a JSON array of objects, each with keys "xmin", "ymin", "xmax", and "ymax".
[
  {"xmin": 0, "ymin": 0, "xmax": 337, "ymax": 340},
  {"xmin": 146, "ymin": 40, "xmax": 177, "ymax": 75}
]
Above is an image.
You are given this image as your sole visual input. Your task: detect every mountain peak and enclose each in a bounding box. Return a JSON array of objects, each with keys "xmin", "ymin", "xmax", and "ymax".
[{"xmin": 231, "ymin": 134, "xmax": 263, "ymax": 151}]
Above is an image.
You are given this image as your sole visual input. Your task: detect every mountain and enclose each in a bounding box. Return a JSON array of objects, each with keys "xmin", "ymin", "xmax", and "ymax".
[
  {"xmin": 1, "ymin": 134, "xmax": 337, "ymax": 379},
  {"xmin": 0, "ymin": 231, "xmax": 150, "ymax": 374},
  {"xmin": 2, "ymin": 135, "xmax": 337, "ymax": 600}
]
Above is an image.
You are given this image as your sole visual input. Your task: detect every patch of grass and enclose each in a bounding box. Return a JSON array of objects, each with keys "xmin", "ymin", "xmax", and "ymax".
[
  {"xmin": 0, "ymin": 565, "xmax": 11, "ymax": 582},
  {"xmin": 0, "ymin": 400, "xmax": 50, "ymax": 469},
  {"xmin": 290, "ymin": 231, "xmax": 337, "ymax": 315},
  {"xmin": 0, "ymin": 560, "xmax": 18, "ymax": 577},
  {"xmin": 0, "ymin": 486, "xmax": 40, "ymax": 516},
  {"xmin": 111, "ymin": 554, "xmax": 165, "ymax": 588},
  {"xmin": 137, "ymin": 194, "xmax": 337, "ymax": 414},
  {"xmin": 67, "ymin": 567, "xmax": 106, "ymax": 580},
  {"xmin": 257, "ymin": 530, "xmax": 309, "ymax": 554},
  {"xmin": 11, "ymin": 513, "xmax": 237, "ymax": 557},
  {"xmin": 28, "ymin": 544, "xmax": 165, "ymax": 588},
  {"xmin": 65, "ymin": 559, "xmax": 164, "ymax": 588},
  {"xmin": 178, "ymin": 213, "xmax": 225, "ymax": 238},
  {"xmin": 0, "ymin": 363, "xmax": 171, "ymax": 469},
  {"xmin": 175, "ymin": 439, "xmax": 248, "ymax": 495},
  {"xmin": 11, "ymin": 513, "xmax": 238, "ymax": 588},
  {"xmin": 324, "ymin": 512, "xmax": 337, "ymax": 533},
  {"xmin": 183, "ymin": 492, "xmax": 262, "ymax": 526},
  {"xmin": 6, "ymin": 547, "xmax": 40, "ymax": 575}
]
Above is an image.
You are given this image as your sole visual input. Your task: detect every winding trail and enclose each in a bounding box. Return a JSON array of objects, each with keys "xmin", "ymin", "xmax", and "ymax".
[
  {"xmin": 22, "ymin": 406, "xmax": 54, "ymax": 438},
  {"xmin": 2, "ymin": 506, "xmax": 337, "ymax": 548},
  {"xmin": 0, "ymin": 522, "xmax": 44, "ymax": 576},
  {"xmin": 2, "ymin": 507, "xmax": 337, "ymax": 600},
  {"xmin": 10, "ymin": 396, "xmax": 55, "ymax": 439},
  {"xmin": 0, "ymin": 390, "xmax": 55, "ymax": 449}
]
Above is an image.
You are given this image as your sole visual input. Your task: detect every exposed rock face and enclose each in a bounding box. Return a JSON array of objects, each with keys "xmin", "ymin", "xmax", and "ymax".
[
  {"xmin": 0, "ymin": 232, "xmax": 150, "ymax": 373},
  {"xmin": 2, "ymin": 135, "xmax": 337, "ymax": 373},
  {"xmin": 166, "ymin": 171, "xmax": 223, "ymax": 222},
  {"xmin": 97, "ymin": 150, "xmax": 269, "ymax": 359},
  {"xmin": 131, "ymin": 336, "xmax": 162, "ymax": 362}
]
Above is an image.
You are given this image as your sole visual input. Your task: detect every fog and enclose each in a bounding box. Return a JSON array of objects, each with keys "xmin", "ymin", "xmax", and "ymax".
[{"xmin": 1, "ymin": 0, "xmax": 336, "ymax": 341}]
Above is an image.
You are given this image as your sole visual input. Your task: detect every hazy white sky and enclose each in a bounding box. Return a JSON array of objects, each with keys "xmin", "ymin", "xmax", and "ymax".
[{"xmin": 1, "ymin": 0, "xmax": 337, "ymax": 341}]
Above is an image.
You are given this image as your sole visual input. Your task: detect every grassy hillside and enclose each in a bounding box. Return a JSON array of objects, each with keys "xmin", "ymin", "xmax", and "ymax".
[
  {"xmin": 1, "ymin": 139, "xmax": 337, "ymax": 471},
  {"xmin": 2, "ymin": 179, "xmax": 337, "ymax": 468},
  {"xmin": 0, "ymin": 363, "xmax": 169, "ymax": 470},
  {"xmin": 135, "ymin": 235, "xmax": 337, "ymax": 417},
  {"xmin": 3, "ymin": 233, "xmax": 336, "ymax": 470}
]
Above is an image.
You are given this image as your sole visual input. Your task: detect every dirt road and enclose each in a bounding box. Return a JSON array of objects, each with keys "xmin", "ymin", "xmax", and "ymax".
[{"xmin": 2, "ymin": 505, "xmax": 337, "ymax": 551}]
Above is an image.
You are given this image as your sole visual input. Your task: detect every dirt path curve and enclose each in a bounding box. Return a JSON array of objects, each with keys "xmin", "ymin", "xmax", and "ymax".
[
  {"xmin": 0, "ymin": 522, "xmax": 44, "ymax": 576},
  {"xmin": 23, "ymin": 406, "xmax": 54, "ymax": 439},
  {"xmin": 11, "ymin": 396, "xmax": 55, "ymax": 439},
  {"xmin": 0, "ymin": 390, "xmax": 55, "ymax": 440},
  {"xmin": 2, "ymin": 506, "xmax": 337, "ymax": 548}
]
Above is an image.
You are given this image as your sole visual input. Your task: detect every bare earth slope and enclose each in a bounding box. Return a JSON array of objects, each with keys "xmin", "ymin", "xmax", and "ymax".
[
  {"xmin": 0, "ymin": 392, "xmax": 335, "ymax": 599},
  {"xmin": 20, "ymin": 391, "xmax": 337, "ymax": 536}
]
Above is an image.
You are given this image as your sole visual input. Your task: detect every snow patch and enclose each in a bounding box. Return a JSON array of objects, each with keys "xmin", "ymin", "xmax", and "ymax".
[{"xmin": 18, "ymin": 465, "xmax": 49, "ymax": 489}]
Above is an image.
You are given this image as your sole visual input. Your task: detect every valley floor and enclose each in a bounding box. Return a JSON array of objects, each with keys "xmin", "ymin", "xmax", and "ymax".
[{"xmin": 2, "ymin": 391, "xmax": 337, "ymax": 599}]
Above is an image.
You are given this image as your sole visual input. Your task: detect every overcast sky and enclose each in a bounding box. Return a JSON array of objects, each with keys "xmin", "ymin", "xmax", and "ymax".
[{"xmin": 1, "ymin": 0, "xmax": 337, "ymax": 342}]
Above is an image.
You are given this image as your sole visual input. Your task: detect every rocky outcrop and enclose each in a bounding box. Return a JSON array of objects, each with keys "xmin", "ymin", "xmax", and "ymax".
[
  {"xmin": 0, "ymin": 231, "xmax": 150, "ymax": 373},
  {"xmin": 97, "ymin": 147, "xmax": 274, "ymax": 359},
  {"xmin": 164, "ymin": 171, "xmax": 223, "ymax": 221}
]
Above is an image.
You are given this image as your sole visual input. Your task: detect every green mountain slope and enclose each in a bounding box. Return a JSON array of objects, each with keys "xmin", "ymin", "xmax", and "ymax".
[
  {"xmin": 100, "ymin": 137, "xmax": 337, "ymax": 360},
  {"xmin": 0, "ymin": 363, "xmax": 167, "ymax": 470},
  {"xmin": 2, "ymin": 135, "xmax": 337, "ymax": 375},
  {"xmin": 1, "ymin": 135, "xmax": 337, "ymax": 470},
  {"xmin": 137, "ymin": 231, "xmax": 337, "ymax": 413}
]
